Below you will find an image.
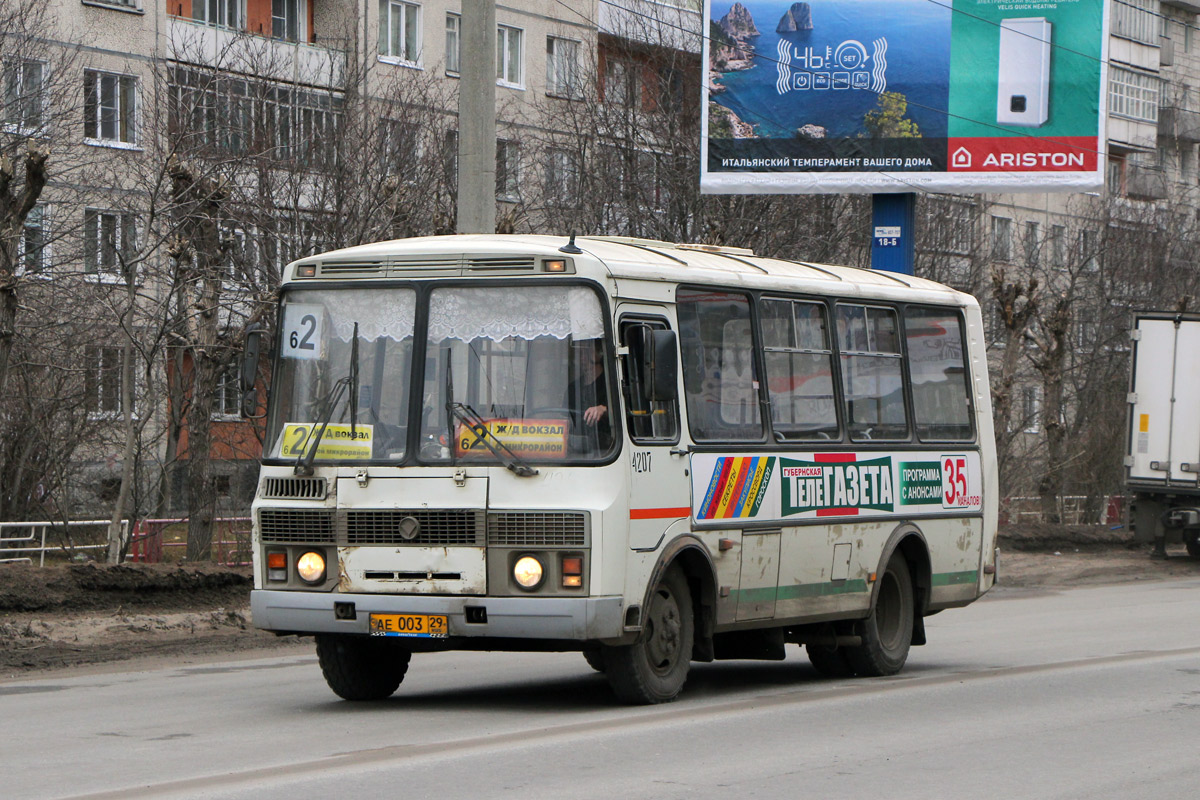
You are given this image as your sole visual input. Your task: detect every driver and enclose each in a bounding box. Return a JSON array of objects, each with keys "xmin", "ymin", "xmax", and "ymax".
[{"xmin": 565, "ymin": 340, "xmax": 612, "ymax": 452}]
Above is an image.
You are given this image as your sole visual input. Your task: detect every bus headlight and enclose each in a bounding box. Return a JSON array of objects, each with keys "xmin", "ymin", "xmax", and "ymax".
[
  {"xmin": 296, "ymin": 551, "xmax": 327, "ymax": 584},
  {"xmin": 513, "ymin": 555, "xmax": 544, "ymax": 590}
]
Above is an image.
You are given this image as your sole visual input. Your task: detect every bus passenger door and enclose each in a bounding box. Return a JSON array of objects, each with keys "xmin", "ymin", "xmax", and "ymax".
[
  {"xmin": 619, "ymin": 312, "xmax": 690, "ymax": 551},
  {"xmin": 737, "ymin": 528, "xmax": 780, "ymax": 620}
]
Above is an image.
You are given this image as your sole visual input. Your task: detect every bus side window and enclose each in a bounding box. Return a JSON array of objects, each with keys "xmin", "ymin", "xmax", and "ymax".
[
  {"xmin": 620, "ymin": 319, "xmax": 679, "ymax": 443},
  {"xmin": 905, "ymin": 307, "xmax": 974, "ymax": 441},
  {"xmin": 759, "ymin": 298, "xmax": 839, "ymax": 441},
  {"xmin": 677, "ymin": 288, "xmax": 763, "ymax": 442},
  {"xmin": 836, "ymin": 304, "xmax": 909, "ymax": 441}
]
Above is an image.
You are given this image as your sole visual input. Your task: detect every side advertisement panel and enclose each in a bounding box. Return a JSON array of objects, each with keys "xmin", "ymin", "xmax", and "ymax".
[
  {"xmin": 701, "ymin": 0, "xmax": 1107, "ymax": 194},
  {"xmin": 690, "ymin": 450, "xmax": 983, "ymax": 526}
]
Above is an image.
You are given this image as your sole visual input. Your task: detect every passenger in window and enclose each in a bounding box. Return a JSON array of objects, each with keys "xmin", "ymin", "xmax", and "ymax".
[{"xmin": 566, "ymin": 340, "xmax": 611, "ymax": 452}]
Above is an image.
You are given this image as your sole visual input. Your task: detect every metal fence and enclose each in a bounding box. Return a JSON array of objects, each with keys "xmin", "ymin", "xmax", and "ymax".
[
  {"xmin": 127, "ymin": 517, "xmax": 252, "ymax": 566},
  {"xmin": 0, "ymin": 520, "xmax": 127, "ymax": 566},
  {"xmin": 1000, "ymin": 496, "xmax": 1125, "ymax": 526}
]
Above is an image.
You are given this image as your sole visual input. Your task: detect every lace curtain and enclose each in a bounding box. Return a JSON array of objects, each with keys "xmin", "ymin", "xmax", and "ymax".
[
  {"xmin": 427, "ymin": 287, "xmax": 604, "ymax": 341},
  {"xmin": 323, "ymin": 289, "xmax": 417, "ymax": 341}
]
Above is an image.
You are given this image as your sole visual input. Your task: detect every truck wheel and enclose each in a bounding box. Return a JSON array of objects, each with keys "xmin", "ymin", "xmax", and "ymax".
[
  {"xmin": 603, "ymin": 568, "xmax": 693, "ymax": 704},
  {"xmin": 806, "ymin": 643, "xmax": 856, "ymax": 678},
  {"xmin": 1186, "ymin": 532, "xmax": 1200, "ymax": 559},
  {"xmin": 846, "ymin": 551, "xmax": 914, "ymax": 677},
  {"xmin": 316, "ymin": 634, "xmax": 411, "ymax": 701}
]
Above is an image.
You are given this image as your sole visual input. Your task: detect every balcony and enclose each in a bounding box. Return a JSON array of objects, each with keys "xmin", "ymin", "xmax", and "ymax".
[
  {"xmin": 600, "ymin": 0, "xmax": 702, "ymax": 53},
  {"xmin": 167, "ymin": 17, "xmax": 345, "ymax": 90},
  {"xmin": 1125, "ymin": 164, "xmax": 1169, "ymax": 201},
  {"xmin": 1158, "ymin": 106, "xmax": 1200, "ymax": 143}
]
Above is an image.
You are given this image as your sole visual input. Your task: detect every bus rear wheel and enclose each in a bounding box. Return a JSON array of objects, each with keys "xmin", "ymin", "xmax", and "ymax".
[
  {"xmin": 316, "ymin": 634, "xmax": 411, "ymax": 701},
  {"xmin": 846, "ymin": 551, "xmax": 914, "ymax": 677},
  {"xmin": 603, "ymin": 568, "xmax": 693, "ymax": 704}
]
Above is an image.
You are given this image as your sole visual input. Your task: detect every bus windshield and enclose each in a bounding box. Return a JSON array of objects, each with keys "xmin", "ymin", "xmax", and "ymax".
[
  {"xmin": 418, "ymin": 285, "xmax": 615, "ymax": 463},
  {"xmin": 266, "ymin": 283, "xmax": 615, "ymax": 465},
  {"xmin": 268, "ymin": 287, "xmax": 417, "ymax": 462}
]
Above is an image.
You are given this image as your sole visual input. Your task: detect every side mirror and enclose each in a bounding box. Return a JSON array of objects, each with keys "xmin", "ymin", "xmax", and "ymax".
[
  {"xmin": 240, "ymin": 324, "xmax": 266, "ymax": 419},
  {"xmin": 642, "ymin": 328, "xmax": 678, "ymax": 402}
]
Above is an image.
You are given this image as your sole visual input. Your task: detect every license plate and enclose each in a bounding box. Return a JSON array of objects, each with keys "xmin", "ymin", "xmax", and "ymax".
[{"xmin": 369, "ymin": 613, "xmax": 449, "ymax": 638}]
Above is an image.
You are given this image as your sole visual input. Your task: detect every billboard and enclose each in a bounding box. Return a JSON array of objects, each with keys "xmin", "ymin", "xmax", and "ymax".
[{"xmin": 701, "ymin": 0, "xmax": 1108, "ymax": 194}]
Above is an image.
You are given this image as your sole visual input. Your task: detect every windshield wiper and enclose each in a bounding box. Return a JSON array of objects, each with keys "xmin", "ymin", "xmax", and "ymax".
[
  {"xmin": 294, "ymin": 323, "xmax": 359, "ymax": 476},
  {"xmin": 448, "ymin": 402, "xmax": 538, "ymax": 478}
]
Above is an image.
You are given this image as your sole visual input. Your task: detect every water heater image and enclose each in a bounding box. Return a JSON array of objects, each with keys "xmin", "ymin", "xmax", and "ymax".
[{"xmin": 997, "ymin": 17, "xmax": 1052, "ymax": 127}]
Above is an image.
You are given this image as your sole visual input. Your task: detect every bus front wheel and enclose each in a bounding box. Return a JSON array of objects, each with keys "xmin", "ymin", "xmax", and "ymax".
[
  {"xmin": 316, "ymin": 634, "xmax": 411, "ymax": 701},
  {"xmin": 846, "ymin": 551, "xmax": 914, "ymax": 677},
  {"xmin": 603, "ymin": 568, "xmax": 693, "ymax": 704}
]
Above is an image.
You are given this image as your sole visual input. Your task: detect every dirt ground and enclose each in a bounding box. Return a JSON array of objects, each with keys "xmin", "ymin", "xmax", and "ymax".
[{"xmin": 1, "ymin": 523, "xmax": 1197, "ymax": 677}]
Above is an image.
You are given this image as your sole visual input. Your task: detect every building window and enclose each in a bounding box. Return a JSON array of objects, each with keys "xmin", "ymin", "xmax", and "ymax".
[
  {"xmin": 1109, "ymin": 66, "xmax": 1160, "ymax": 123},
  {"xmin": 272, "ymin": 0, "xmax": 301, "ymax": 42},
  {"xmin": 192, "ymin": 0, "xmax": 241, "ymax": 28},
  {"xmin": 214, "ymin": 364, "xmax": 242, "ymax": 418},
  {"xmin": 1080, "ymin": 229, "xmax": 1099, "ymax": 271},
  {"xmin": 546, "ymin": 37, "xmax": 579, "ymax": 98},
  {"xmin": 497, "ymin": 24, "xmax": 523, "ymax": 87},
  {"xmin": 1021, "ymin": 385, "xmax": 1041, "ymax": 433},
  {"xmin": 546, "ymin": 148, "xmax": 580, "ymax": 206},
  {"xmin": 604, "ymin": 57, "xmax": 636, "ymax": 107},
  {"xmin": 3, "ymin": 58, "xmax": 45, "ymax": 132},
  {"xmin": 1050, "ymin": 224, "xmax": 1066, "ymax": 268},
  {"xmin": 991, "ymin": 215, "xmax": 1012, "ymax": 261},
  {"xmin": 84, "ymin": 209, "xmax": 137, "ymax": 277},
  {"xmin": 1112, "ymin": 0, "xmax": 1158, "ymax": 45},
  {"xmin": 496, "ymin": 138, "xmax": 519, "ymax": 199},
  {"xmin": 84, "ymin": 70, "xmax": 137, "ymax": 145},
  {"xmin": 86, "ymin": 346, "xmax": 125, "ymax": 416},
  {"xmin": 1023, "ymin": 221, "xmax": 1039, "ymax": 267},
  {"xmin": 445, "ymin": 13, "xmax": 460, "ymax": 75},
  {"xmin": 379, "ymin": 0, "xmax": 420, "ymax": 64},
  {"xmin": 20, "ymin": 206, "xmax": 47, "ymax": 275},
  {"xmin": 380, "ymin": 117, "xmax": 421, "ymax": 175}
]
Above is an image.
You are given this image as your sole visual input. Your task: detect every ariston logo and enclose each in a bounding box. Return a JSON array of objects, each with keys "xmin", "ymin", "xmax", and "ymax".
[{"xmin": 983, "ymin": 151, "xmax": 1087, "ymax": 168}]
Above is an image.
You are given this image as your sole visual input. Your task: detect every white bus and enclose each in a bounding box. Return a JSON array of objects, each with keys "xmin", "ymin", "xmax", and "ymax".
[{"xmin": 245, "ymin": 234, "xmax": 998, "ymax": 704}]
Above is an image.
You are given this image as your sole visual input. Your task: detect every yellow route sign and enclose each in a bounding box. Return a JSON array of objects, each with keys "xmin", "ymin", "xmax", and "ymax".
[{"xmin": 281, "ymin": 422, "xmax": 374, "ymax": 460}]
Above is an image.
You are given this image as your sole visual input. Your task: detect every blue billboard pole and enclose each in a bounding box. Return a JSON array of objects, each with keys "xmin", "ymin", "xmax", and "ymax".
[{"xmin": 871, "ymin": 193, "xmax": 915, "ymax": 275}]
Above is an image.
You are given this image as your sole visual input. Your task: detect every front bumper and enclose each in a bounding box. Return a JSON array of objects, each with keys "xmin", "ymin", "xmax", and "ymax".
[{"xmin": 251, "ymin": 589, "xmax": 625, "ymax": 641}]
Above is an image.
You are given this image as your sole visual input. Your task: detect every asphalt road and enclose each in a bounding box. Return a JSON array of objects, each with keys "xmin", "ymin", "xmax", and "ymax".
[{"xmin": 6, "ymin": 578, "xmax": 1200, "ymax": 800}]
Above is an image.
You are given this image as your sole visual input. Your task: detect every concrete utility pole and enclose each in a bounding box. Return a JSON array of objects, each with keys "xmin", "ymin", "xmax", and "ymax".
[{"xmin": 456, "ymin": 0, "xmax": 496, "ymax": 234}]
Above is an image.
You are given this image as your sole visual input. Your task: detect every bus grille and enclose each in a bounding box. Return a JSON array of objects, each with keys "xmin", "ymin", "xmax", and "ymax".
[
  {"xmin": 345, "ymin": 510, "xmax": 485, "ymax": 545},
  {"xmin": 260, "ymin": 477, "xmax": 327, "ymax": 500},
  {"xmin": 257, "ymin": 509, "xmax": 586, "ymax": 547},
  {"xmin": 259, "ymin": 509, "xmax": 336, "ymax": 543},
  {"xmin": 488, "ymin": 512, "xmax": 587, "ymax": 547}
]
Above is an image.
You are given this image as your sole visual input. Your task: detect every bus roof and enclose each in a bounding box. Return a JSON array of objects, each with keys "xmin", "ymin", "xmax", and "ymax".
[{"xmin": 286, "ymin": 234, "xmax": 972, "ymax": 305}]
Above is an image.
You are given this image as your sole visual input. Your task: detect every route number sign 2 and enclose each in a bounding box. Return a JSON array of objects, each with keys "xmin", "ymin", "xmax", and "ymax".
[{"xmin": 282, "ymin": 304, "xmax": 324, "ymax": 360}]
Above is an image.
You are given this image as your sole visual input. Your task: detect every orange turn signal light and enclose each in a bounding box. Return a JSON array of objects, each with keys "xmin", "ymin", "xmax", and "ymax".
[
  {"xmin": 296, "ymin": 264, "xmax": 317, "ymax": 277},
  {"xmin": 267, "ymin": 552, "xmax": 287, "ymax": 569},
  {"xmin": 562, "ymin": 556, "xmax": 583, "ymax": 588}
]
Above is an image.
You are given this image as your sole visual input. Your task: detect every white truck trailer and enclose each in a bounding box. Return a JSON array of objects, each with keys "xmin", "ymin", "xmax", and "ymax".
[{"xmin": 1126, "ymin": 312, "xmax": 1200, "ymax": 558}]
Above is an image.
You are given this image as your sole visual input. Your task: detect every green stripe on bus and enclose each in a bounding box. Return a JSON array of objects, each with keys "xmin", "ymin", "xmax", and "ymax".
[
  {"xmin": 734, "ymin": 579, "xmax": 870, "ymax": 605},
  {"xmin": 931, "ymin": 570, "xmax": 979, "ymax": 586}
]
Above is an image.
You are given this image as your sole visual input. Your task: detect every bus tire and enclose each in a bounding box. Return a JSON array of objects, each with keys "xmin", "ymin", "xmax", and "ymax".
[
  {"xmin": 603, "ymin": 568, "xmax": 693, "ymax": 704},
  {"xmin": 582, "ymin": 647, "xmax": 607, "ymax": 673},
  {"xmin": 316, "ymin": 634, "xmax": 411, "ymax": 701},
  {"xmin": 846, "ymin": 551, "xmax": 914, "ymax": 677},
  {"xmin": 805, "ymin": 643, "xmax": 856, "ymax": 678}
]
